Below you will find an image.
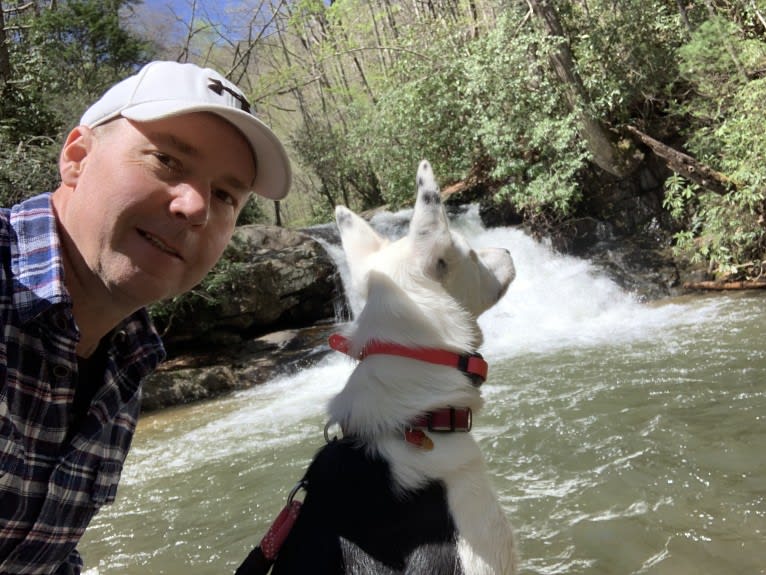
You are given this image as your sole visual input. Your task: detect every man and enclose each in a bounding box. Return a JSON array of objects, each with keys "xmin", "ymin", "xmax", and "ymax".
[{"xmin": 0, "ymin": 61, "xmax": 291, "ymax": 574}]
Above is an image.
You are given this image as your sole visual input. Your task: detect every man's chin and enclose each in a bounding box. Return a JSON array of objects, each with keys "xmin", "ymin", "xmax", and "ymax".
[{"xmin": 106, "ymin": 272, "xmax": 184, "ymax": 310}]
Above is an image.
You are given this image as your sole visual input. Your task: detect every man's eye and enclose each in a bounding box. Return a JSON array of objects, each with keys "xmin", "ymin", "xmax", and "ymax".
[
  {"xmin": 153, "ymin": 152, "xmax": 180, "ymax": 170},
  {"xmin": 213, "ymin": 188, "xmax": 236, "ymax": 207}
]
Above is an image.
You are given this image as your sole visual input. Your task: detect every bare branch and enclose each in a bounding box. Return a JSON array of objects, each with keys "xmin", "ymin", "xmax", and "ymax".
[
  {"xmin": 3, "ymin": 2, "xmax": 35, "ymax": 16},
  {"xmin": 226, "ymin": 0, "xmax": 288, "ymax": 84}
]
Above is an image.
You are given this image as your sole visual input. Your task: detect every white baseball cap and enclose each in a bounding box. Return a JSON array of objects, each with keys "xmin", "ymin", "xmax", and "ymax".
[{"xmin": 80, "ymin": 61, "xmax": 291, "ymax": 200}]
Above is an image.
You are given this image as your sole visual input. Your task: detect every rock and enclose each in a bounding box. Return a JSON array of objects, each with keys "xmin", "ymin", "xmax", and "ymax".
[
  {"xmin": 578, "ymin": 239, "xmax": 680, "ymax": 300},
  {"xmin": 509, "ymin": 161, "xmax": 684, "ymax": 300},
  {"xmin": 478, "ymin": 197, "xmax": 524, "ymax": 228},
  {"xmin": 142, "ymin": 223, "xmax": 347, "ymax": 412},
  {"xmin": 154, "ymin": 224, "xmax": 342, "ymax": 353},
  {"xmin": 141, "ymin": 324, "xmax": 338, "ymax": 412},
  {"xmin": 538, "ymin": 213, "xmax": 680, "ymax": 300},
  {"xmin": 140, "ymin": 365, "xmax": 242, "ymax": 412}
]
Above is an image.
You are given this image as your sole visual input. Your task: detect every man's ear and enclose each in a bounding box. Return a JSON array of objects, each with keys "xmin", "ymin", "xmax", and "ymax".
[{"xmin": 59, "ymin": 126, "xmax": 94, "ymax": 187}]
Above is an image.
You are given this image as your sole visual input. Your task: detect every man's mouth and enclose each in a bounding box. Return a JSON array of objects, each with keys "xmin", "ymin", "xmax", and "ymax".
[{"xmin": 138, "ymin": 229, "xmax": 182, "ymax": 259}]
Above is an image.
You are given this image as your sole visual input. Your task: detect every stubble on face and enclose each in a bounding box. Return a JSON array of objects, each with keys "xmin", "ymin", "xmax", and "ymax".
[{"xmin": 53, "ymin": 114, "xmax": 256, "ymax": 320}]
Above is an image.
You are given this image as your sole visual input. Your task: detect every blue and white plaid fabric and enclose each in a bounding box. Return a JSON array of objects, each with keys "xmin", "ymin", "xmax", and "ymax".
[{"xmin": 1, "ymin": 193, "xmax": 165, "ymax": 574}]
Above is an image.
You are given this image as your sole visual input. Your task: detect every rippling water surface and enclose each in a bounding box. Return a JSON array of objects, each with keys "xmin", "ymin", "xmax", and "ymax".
[{"xmin": 80, "ymin": 212, "xmax": 766, "ymax": 574}]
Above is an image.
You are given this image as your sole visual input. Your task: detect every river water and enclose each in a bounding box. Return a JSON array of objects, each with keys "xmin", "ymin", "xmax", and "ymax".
[{"xmin": 80, "ymin": 208, "xmax": 765, "ymax": 575}]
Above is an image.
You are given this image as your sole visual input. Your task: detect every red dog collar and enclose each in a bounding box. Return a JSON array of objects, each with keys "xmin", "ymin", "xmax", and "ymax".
[
  {"xmin": 411, "ymin": 407, "xmax": 472, "ymax": 432},
  {"xmin": 404, "ymin": 407, "xmax": 473, "ymax": 450},
  {"xmin": 328, "ymin": 333, "xmax": 488, "ymax": 386}
]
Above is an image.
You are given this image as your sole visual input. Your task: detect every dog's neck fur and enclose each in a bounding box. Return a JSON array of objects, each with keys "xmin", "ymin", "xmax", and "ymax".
[
  {"xmin": 328, "ymin": 270, "xmax": 484, "ymax": 446},
  {"xmin": 355, "ymin": 270, "xmax": 481, "ymax": 351}
]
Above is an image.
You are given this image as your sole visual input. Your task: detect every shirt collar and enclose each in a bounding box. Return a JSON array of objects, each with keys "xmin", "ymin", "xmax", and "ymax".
[{"xmin": 10, "ymin": 192, "xmax": 70, "ymax": 324}]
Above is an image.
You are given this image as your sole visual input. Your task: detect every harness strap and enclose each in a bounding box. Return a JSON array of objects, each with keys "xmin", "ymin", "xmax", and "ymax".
[
  {"xmin": 259, "ymin": 500, "xmax": 302, "ymax": 561},
  {"xmin": 234, "ymin": 482, "xmax": 305, "ymax": 575}
]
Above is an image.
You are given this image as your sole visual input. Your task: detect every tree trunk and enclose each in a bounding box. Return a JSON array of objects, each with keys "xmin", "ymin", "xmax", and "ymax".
[
  {"xmin": 704, "ymin": 0, "xmax": 749, "ymax": 82},
  {"xmin": 468, "ymin": 0, "xmax": 479, "ymax": 38},
  {"xmin": 337, "ymin": 22, "xmax": 376, "ymax": 104},
  {"xmin": 284, "ymin": 3, "xmax": 335, "ymax": 124},
  {"xmin": 527, "ymin": 0, "xmax": 639, "ymax": 178},
  {"xmin": 276, "ymin": 17, "xmax": 310, "ymax": 121},
  {"xmin": 683, "ymin": 279, "xmax": 766, "ymax": 290},
  {"xmin": 0, "ymin": 0, "xmax": 12, "ymax": 83},
  {"xmin": 676, "ymin": 0, "xmax": 692, "ymax": 36},
  {"xmin": 625, "ymin": 125, "xmax": 733, "ymax": 196},
  {"xmin": 382, "ymin": 0, "xmax": 399, "ymax": 40},
  {"xmin": 367, "ymin": 1, "xmax": 390, "ymax": 76}
]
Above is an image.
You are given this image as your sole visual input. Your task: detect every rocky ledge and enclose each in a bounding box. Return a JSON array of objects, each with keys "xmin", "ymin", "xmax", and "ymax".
[
  {"xmin": 141, "ymin": 323, "xmax": 338, "ymax": 412},
  {"xmin": 141, "ymin": 222, "xmax": 345, "ymax": 412}
]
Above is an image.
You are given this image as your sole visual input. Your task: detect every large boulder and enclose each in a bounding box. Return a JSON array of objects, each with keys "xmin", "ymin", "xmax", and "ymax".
[{"xmin": 155, "ymin": 224, "xmax": 341, "ymax": 353}]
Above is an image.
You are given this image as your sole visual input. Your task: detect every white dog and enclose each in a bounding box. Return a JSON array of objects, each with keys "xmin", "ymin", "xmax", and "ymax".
[{"xmin": 239, "ymin": 160, "xmax": 517, "ymax": 575}]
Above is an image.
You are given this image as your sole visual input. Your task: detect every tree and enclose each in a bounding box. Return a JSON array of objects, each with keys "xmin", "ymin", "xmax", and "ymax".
[
  {"xmin": 526, "ymin": 0, "xmax": 640, "ymax": 178},
  {"xmin": 146, "ymin": 0, "xmax": 766, "ymax": 276},
  {"xmin": 0, "ymin": 0, "xmax": 154, "ymax": 204},
  {"xmin": 30, "ymin": 0, "xmax": 153, "ymax": 118},
  {"xmin": 0, "ymin": 1, "xmax": 10, "ymax": 82},
  {"xmin": 661, "ymin": 9, "xmax": 766, "ymax": 277}
]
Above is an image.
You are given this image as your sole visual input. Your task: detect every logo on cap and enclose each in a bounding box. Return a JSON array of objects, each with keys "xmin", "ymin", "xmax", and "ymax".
[{"xmin": 208, "ymin": 78, "xmax": 252, "ymax": 114}]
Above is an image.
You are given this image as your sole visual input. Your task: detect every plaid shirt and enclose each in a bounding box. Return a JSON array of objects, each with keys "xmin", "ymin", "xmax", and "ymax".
[{"xmin": 0, "ymin": 193, "xmax": 166, "ymax": 574}]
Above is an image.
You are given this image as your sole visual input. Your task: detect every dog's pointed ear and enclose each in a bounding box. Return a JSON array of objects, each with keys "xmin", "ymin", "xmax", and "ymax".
[
  {"xmin": 335, "ymin": 205, "xmax": 386, "ymax": 265},
  {"xmin": 409, "ymin": 160, "xmax": 449, "ymax": 241}
]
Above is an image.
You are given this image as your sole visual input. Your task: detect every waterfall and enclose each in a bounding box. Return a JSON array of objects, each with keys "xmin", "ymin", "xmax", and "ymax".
[{"xmin": 309, "ymin": 204, "xmax": 700, "ymax": 359}]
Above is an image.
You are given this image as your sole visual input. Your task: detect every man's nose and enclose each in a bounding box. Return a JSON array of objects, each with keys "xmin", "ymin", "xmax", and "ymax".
[{"xmin": 170, "ymin": 182, "xmax": 210, "ymax": 226}]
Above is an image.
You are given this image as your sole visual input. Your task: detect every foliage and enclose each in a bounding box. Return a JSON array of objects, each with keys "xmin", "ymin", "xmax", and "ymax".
[
  {"xmin": 292, "ymin": 4, "xmax": 589, "ymax": 218},
  {"xmin": 665, "ymin": 183, "xmax": 765, "ymax": 277},
  {"xmin": 0, "ymin": 55, "xmax": 60, "ymax": 143},
  {"xmin": 0, "ymin": 0, "xmax": 154, "ymax": 206},
  {"xmin": 363, "ymin": 38, "xmax": 476, "ymax": 207},
  {"xmin": 236, "ymin": 195, "xmax": 267, "ymax": 225},
  {"xmin": 462, "ymin": 15, "xmax": 587, "ymax": 219},
  {"xmin": 0, "ymin": 136, "xmax": 60, "ymax": 203},
  {"xmin": 665, "ymin": 13, "xmax": 766, "ymax": 276},
  {"xmin": 292, "ymin": 115, "xmax": 384, "ymax": 215},
  {"xmin": 561, "ymin": 0, "xmax": 690, "ymax": 120},
  {"xmin": 677, "ymin": 16, "xmax": 756, "ymax": 120},
  {"xmin": 31, "ymin": 0, "xmax": 151, "ymax": 97}
]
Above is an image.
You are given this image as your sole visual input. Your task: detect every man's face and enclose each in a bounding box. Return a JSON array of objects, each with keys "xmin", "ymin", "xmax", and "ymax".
[{"xmin": 56, "ymin": 112, "xmax": 256, "ymax": 310}]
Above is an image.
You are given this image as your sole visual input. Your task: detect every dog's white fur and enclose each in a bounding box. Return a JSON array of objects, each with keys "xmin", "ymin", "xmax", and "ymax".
[{"xmin": 328, "ymin": 160, "xmax": 518, "ymax": 574}]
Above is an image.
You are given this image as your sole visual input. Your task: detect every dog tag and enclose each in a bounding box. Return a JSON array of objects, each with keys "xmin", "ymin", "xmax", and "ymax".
[{"xmin": 404, "ymin": 429, "xmax": 434, "ymax": 450}]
